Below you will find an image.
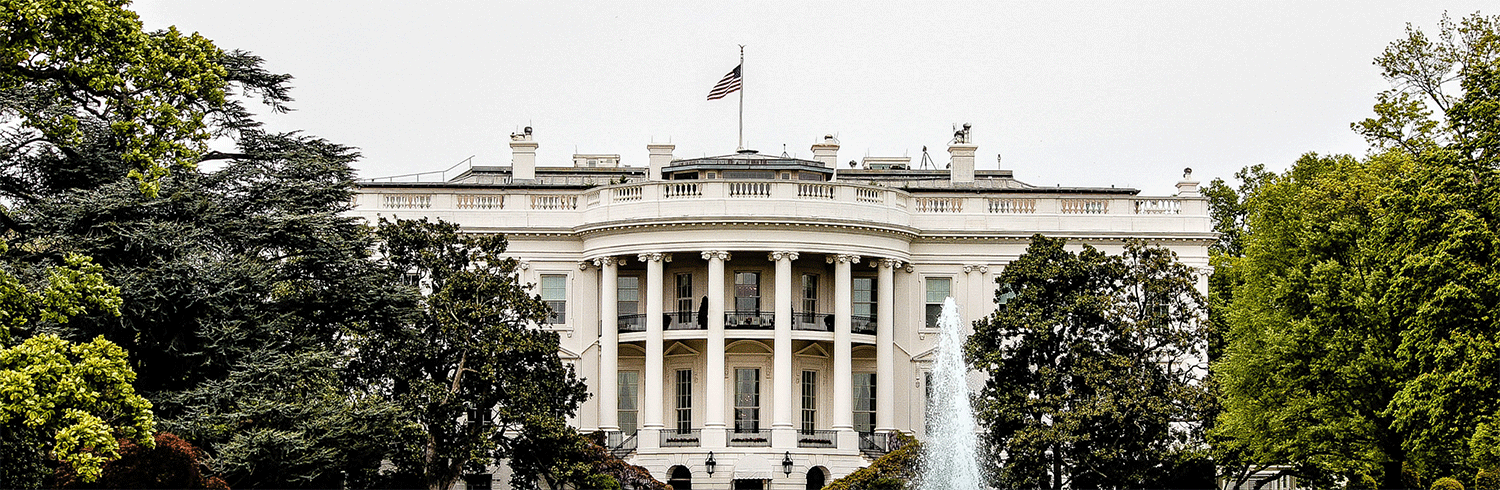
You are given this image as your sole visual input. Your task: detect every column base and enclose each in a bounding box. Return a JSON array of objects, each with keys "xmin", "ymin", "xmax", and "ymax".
[
  {"xmin": 771, "ymin": 425, "xmax": 797, "ymax": 449},
  {"xmin": 638, "ymin": 427, "xmax": 662, "ymax": 450},
  {"xmin": 835, "ymin": 427, "xmax": 858, "ymax": 451},
  {"xmin": 702, "ymin": 424, "xmax": 727, "ymax": 448}
]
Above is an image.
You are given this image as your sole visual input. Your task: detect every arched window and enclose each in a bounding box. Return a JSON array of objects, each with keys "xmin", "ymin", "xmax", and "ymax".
[
  {"xmin": 806, "ymin": 467, "xmax": 828, "ymax": 490},
  {"xmin": 668, "ymin": 465, "xmax": 692, "ymax": 490}
]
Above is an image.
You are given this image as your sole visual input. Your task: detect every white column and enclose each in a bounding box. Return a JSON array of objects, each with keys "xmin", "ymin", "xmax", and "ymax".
[
  {"xmin": 964, "ymin": 264, "xmax": 991, "ymax": 327},
  {"xmin": 876, "ymin": 258, "xmax": 899, "ymax": 433},
  {"xmin": 702, "ymin": 250, "xmax": 730, "ymax": 448},
  {"xmin": 596, "ymin": 257, "xmax": 620, "ymax": 432},
  {"xmin": 640, "ymin": 252, "xmax": 671, "ymax": 449},
  {"xmin": 829, "ymin": 253, "xmax": 859, "ymax": 449},
  {"xmin": 770, "ymin": 251, "xmax": 798, "ymax": 448}
]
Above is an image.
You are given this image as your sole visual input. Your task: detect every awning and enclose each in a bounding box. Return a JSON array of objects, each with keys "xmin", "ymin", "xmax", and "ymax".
[{"xmin": 732, "ymin": 454, "xmax": 773, "ymax": 480}]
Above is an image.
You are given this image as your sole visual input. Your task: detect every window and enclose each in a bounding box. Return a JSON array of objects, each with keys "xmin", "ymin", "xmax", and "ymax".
[
  {"xmin": 618, "ymin": 275, "xmax": 639, "ymax": 315},
  {"xmin": 466, "ymin": 404, "xmax": 493, "ymax": 431},
  {"xmin": 853, "ymin": 277, "xmax": 876, "ymax": 331},
  {"xmin": 465, "ymin": 474, "xmax": 493, "ymax": 490},
  {"xmin": 618, "ymin": 371, "xmax": 639, "ymax": 435},
  {"xmin": 735, "ymin": 272, "xmax": 760, "ymax": 313},
  {"xmin": 735, "ymin": 368, "xmax": 760, "ymax": 432},
  {"xmin": 925, "ymin": 277, "xmax": 951, "ymax": 328},
  {"xmin": 802, "ymin": 274, "xmax": 818, "ymax": 313},
  {"xmin": 676, "ymin": 273, "xmax": 694, "ymax": 324},
  {"xmin": 853, "ymin": 373, "xmax": 876, "ymax": 432},
  {"xmin": 676, "ymin": 369, "xmax": 693, "ymax": 434},
  {"xmin": 541, "ymin": 274, "xmax": 566, "ymax": 323},
  {"xmin": 801, "ymin": 371, "xmax": 818, "ymax": 433}
]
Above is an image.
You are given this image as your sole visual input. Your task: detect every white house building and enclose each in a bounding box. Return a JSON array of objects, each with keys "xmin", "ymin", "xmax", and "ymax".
[{"xmin": 351, "ymin": 128, "xmax": 1213, "ymax": 490}]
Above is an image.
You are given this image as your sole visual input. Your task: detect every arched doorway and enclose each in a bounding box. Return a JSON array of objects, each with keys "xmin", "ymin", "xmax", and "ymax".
[
  {"xmin": 806, "ymin": 467, "xmax": 828, "ymax": 490},
  {"xmin": 668, "ymin": 465, "xmax": 692, "ymax": 490}
]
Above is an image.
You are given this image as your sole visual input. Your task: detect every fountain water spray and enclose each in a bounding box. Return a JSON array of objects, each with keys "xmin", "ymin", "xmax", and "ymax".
[{"xmin": 922, "ymin": 297, "xmax": 983, "ymax": 490}]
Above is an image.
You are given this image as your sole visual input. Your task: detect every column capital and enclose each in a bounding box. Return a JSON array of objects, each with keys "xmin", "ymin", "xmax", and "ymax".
[
  {"xmin": 963, "ymin": 264, "xmax": 990, "ymax": 274},
  {"xmin": 826, "ymin": 254, "xmax": 861, "ymax": 264},
  {"xmin": 637, "ymin": 252, "xmax": 673, "ymax": 263},
  {"xmin": 518, "ymin": 261, "xmax": 530, "ymax": 270},
  {"xmin": 577, "ymin": 260, "xmax": 591, "ymax": 270},
  {"xmin": 591, "ymin": 256, "xmax": 624, "ymax": 268},
  {"xmin": 878, "ymin": 258, "xmax": 905, "ymax": 269},
  {"xmin": 701, "ymin": 250, "xmax": 732, "ymax": 261},
  {"xmin": 768, "ymin": 251, "xmax": 800, "ymax": 262}
]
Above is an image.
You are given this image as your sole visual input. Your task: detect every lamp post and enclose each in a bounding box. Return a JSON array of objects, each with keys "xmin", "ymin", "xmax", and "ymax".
[
  {"xmin": 705, "ymin": 452, "xmax": 716, "ymax": 476},
  {"xmin": 782, "ymin": 451, "xmax": 794, "ymax": 477}
]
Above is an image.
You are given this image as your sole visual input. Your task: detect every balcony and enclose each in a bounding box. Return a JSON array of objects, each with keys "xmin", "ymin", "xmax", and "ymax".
[
  {"xmin": 661, "ymin": 429, "xmax": 701, "ymax": 447},
  {"xmin": 793, "ymin": 312, "xmax": 832, "ymax": 331},
  {"xmin": 727, "ymin": 429, "xmax": 772, "ymax": 447},
  {"xmin": 797, "ymin": 430, "xmax": 837, "ymax": 448},
  {"xmin": 725, "ymin": 311, "xmax": 774, "ymax": 329},
  {"xmin": 617, "ymin": 312, "xmax": 703, "ymax": 332}
]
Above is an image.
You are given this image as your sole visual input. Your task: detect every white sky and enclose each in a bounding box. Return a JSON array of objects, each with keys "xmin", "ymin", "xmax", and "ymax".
[{"xmin": 133, "ymin": 1, "xmax": 1488, "ymax": 196}]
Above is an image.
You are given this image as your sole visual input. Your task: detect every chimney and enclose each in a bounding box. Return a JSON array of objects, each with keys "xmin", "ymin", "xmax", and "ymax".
[
  {"xmin": 948, "ymin": 123, "xmax": 976, "ymax": 185},
  {"xmin": 1176, "ymin": 167, "xmax": 1200, "ymax": 197},
  {"xmin": 510, "ymin": 126, "xmax": 537, "ymax": 181},
  {"xmin": 948, "ymin": 144, "xmax": 977, "ymax": 185},
  {"xmin": 647, "ymin": 143, "xmax": 675, "ymax": 180},
  {"xmin": 810, "ymin": 135, "xmax": 839, "ymax": 167}
]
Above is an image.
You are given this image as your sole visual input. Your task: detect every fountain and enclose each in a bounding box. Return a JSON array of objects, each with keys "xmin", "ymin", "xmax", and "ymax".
[{"xmin": 921, "ymin": 297, "xmax": 984, "ymax": 490}]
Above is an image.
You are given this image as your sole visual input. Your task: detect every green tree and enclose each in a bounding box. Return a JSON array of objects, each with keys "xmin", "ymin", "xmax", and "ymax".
[
  {"xmin": 0, "ymin": 334, "xmax": 153, "ymax": 485},
  {"xmin": 1213, "ymin": 12, "xmax": 1500, "ymax": 487},
  {"xmin": 967, "ymin": 235, "xmax": 1209, "ymax": 490},
  {"xmin": 361, "ymin": 218, "xmax": 589, "ymax": 490},
  {"xmin": 0, "ymin": 0, "xmax": 284, "ymax": 195}
]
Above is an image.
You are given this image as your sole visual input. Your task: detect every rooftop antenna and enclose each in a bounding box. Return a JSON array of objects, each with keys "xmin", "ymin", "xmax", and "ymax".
[
  {"xmin": 919, "ymin": 146, "xmax": 935, "ymax": 170},
  {"xmin": 782, "ymin": 144, "xmax": 789, "ymax": 158}
]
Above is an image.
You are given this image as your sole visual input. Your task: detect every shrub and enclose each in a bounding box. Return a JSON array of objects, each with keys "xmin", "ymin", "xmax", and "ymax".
[
  {"xmin": 1475, "ymin": 469, "xmax": 1500, "ymax": 490},
  {"xmin": 822, "ymin": 432, "xmax": 921, "ymax": 490},
  {"xmin": 1433, "ymin": 477, "xmax": 1465, "ymax": 490},
  {"xmin": 53, "ymin": 432, "xmax": 227, "ymax": 489}
]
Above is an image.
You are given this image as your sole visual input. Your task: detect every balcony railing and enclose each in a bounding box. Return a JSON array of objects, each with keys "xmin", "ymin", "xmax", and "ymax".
[
  {"xmin": 797, "ymin": 429, "xmax": 837, "ymax": 448},
  {"xmin": 661, "ymin": 429, "xmax": 701, "ymax": 447},
  {"xmin": 617, "ymin": 312, "xmax": 705, "ymax": 331},
  {"xmin": 727, "ymin": 429, "xmax": 772, "ymax": 447},
  {"xmin": 852, "ymin": 315, "xmax": 877, "ymax": 335},
  {"xmin": 726, "ymin": 310, "xmax": 774, "ymax": 329},
  {"xmin": 604, "ymin": 431, "xmax": 637, "ymax": 458},
  {"xmin": 858, "ymin": 431, "xmax": 893, "ymax": 458},
  {"xmin": 793, "ymin": 312, "xmax": 832, "ymax": 331},
  {"xmin": 618, "ymin": 314, "xmax": 645, "ymax": 332}
]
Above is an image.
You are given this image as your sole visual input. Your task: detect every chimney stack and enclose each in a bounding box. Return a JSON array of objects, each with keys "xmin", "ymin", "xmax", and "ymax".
[
  {"xmin": 1176, "ymin": 168, "xmax": 1200, "ymax": 197},
  {"xmin": 647, "ymin": 143, "xmax": 675, "ymax": 180},
  {"xmin": 949, "ymin": 123, "xmax": 976, "ymax": 185},
  {"xmin": 811, "ymin": 135, "xmax": 840, "ymax": 167},
  {"xmin": 510, "ymin": 126, "xmax": 537, "ymax": 181}
]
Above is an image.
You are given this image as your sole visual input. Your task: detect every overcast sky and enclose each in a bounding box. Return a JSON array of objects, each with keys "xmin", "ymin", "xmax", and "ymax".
[{"xmin": 133, "ymin": 1, "xmax": 1488, "ymax": 195}]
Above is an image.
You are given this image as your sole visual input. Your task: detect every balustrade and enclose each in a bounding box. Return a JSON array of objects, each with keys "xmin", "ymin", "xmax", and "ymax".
[
  {"xmin": 663, "ymin": 182, "xmax": 701, "ymax": 198},
  {"xmin": 456, "ymin": 194, "xmax": 502, "ymax": 209},
  {"xmin": 613, "ymin": 185, "xmax": 643, "ymax": 202},
  {"xmin": 915, "ymin": 197, "xmax": 963, "ymax": 213},
  {"xmin": 530, "ymin": 194, "xmax": 578, "ymax": 210},
  {"xmin": 797, "ymin": 183, "xmax": 835, "ymax": 199},
  {"xmin": 729, "ymin": 181, "xmax": 771, "ymax": 197},
  {"xmin": 987, "ymin": 198, "xmax": 1035, "ymax": 213},
  {"xmin": 382, "ymin": 194, "xmax": 431, "ymax": 209},
  {"xmin": 1060, "ymin": 199, "xmax": 1109, "ymax": 214}
]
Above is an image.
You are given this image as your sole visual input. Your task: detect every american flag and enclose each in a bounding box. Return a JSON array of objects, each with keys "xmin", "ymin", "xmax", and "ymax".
[{"xmin": 707, "ymin": 64, "xmax": 742, "ymax": 100}]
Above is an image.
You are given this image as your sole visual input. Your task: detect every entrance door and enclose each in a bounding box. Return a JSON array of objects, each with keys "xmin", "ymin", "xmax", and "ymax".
[{"xmin": 733, "ymin": 479, "xmax": 765, "ymax": 490}]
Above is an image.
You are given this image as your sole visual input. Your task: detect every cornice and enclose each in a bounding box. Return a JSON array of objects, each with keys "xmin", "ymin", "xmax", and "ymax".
[{"xmin": 575, "ymin": 217, "xmax": 920, "ymax": 241}]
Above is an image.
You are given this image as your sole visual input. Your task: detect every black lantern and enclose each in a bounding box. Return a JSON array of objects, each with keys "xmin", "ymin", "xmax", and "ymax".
[
  {"xmin": 782, "ymin": 451, "xmax": 794, "ymax": 476},
  {"xmin": 705, "ymin": 452, "xmax": 716, "ymax": 476}
]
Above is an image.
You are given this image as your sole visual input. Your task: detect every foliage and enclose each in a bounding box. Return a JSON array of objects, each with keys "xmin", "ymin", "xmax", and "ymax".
[
  {"xmin": 1476, "ymin": 468, "xmax": 1500, "ymax": 490},
  {"xmin": 357, "ymin": 217, "xmax": 589, "ymax": 490},
  {"xmin": 0, "ymin": 0, "xmax": 294, "ymax": 195},
  {"xmin": 1213, "ymin": 12, "xmax": 1500, "ymax": 488},
  {"xmin": 508, "ymin": 429, "xmax": 667, "ymax": 490},
  {"xmin": 53, "ymin": 432, "xmax": 227, "ymax": 489},
  {"xmin": 1436, "ymin": 477, "xmax": 1468, "ymax": 490},
  {"xmin": 823, "ymin": 432, "xmax": 921, "ymax": 490},
  {"xmin": 966, "ymin": 235, "xmax": 1208, "ymax": 490},
  {"xmin": 159, "ymin": 350, "xmax": 421, "ymax": 489},
  {"xmin": 0, "ymin": 334, "xmax": 153, "ymax": 484}
]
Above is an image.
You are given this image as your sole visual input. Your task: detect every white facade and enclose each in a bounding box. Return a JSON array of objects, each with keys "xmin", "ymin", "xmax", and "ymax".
[{"xmin": 352, "ymin": 130, "xmax": 1213, "ymax": 490}]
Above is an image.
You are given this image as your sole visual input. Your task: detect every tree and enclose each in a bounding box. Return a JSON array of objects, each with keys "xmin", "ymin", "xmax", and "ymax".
[
  {"xmin": 0, "ymin": 0, "xmax": 289, "ymax": 196},
  {"xmin": 359, "ymin": 217, "xmax": 589, "ymax": 490},
  {"xmin": 0, "ymin": 334, "xmax": 154, "ymax": 485},
  {"xmin": 966, "ymin": 235, "xmax": 1209, "ymax": 490},
  {"xmin": 1213, "ymin": 12, "xmax": 1500, "ymax": 487}
]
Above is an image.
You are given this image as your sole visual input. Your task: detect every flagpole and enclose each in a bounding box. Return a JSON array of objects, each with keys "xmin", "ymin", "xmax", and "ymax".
[{"xmin": 738, "ymin": 45, "xmax": 745, "ymax": 151}]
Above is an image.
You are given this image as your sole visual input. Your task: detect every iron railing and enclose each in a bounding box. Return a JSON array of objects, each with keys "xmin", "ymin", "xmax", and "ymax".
[
  {"xmin": 797, "ymin": 430, "xmax": 838, "ymax": 448},
  {"xmin": 727, "ymin": 429, "xmax": 772, "ymax": 447},
  {"xmin": 725, "ymin": 310, "xmax": 774, "ymax": 329},
  {"xmin": 661, "ymin": 429, "xmax": 701, "ymax": 447}
]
